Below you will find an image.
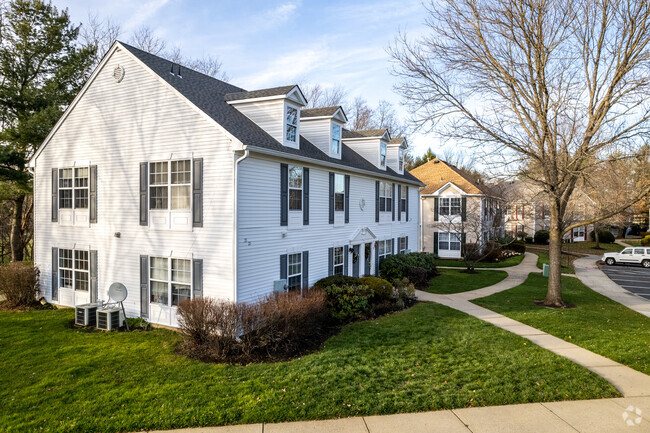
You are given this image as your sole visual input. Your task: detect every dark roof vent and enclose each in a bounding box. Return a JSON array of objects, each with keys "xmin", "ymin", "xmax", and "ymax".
[{"xmin": 433, "ymin": 160, "xmax": 440, "ymax": 164}]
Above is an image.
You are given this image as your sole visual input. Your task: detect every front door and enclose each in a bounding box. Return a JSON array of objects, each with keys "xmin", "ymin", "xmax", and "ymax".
[
  {"xmin": 352, "ymin": 245, "xmax": 360, "ymax": 277},
  {"xmin": 364, "ymin": 243, "xmax": 372, "ymax": 276}
]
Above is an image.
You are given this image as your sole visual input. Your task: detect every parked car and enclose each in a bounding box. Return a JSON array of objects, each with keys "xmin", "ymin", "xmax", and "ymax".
[{"xmin": 602, "ymin": 248, "xmax": 650, "ymax": 268}]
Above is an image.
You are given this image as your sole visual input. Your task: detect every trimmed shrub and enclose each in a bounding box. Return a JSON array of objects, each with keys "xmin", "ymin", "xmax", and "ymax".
[
  {"xmin": 641, "ymin": 235, "xmax": 650, "ymax": 246},
  {"xmin": 534, "ymin": 230, "xmax": 550, "ymax": 245},
  {"xmin": 525, "ymin": 236, "xmax": 533, "ymax": 244},
  {"xmin": 516, "ymin": 231, "xmax": 528, "ymax": 240},
  {"xmin": 407, "ymin": 267, "xmax": 429, "ymax": 289},
  {"xmin": 324, "ymin": 284, "xmax": 374, "ymax": 322},
  {"xmin": 313, "ymin": 275, "xmax": 360, "ymax": 290},
  {"xmin": 589, "ymin": 230, "xmax": 615, "ymax": 244},
  {"xmin": 359, "ymin": 276, "xmax": 393, "ymax": 302},
  {"xmin": 0, "ymin": 263, "xmax": 40, "ymax": 308},
  {"xmin": 379, "ymin": 252, "xmax": 437, "ymax": 281},
  {"xmin": 177, "ymin": 290, "xmax": 330, "ymax": 363},
  {"xmin": 505, "ymin": 240, "xmax": 526, "ymax": 254}
]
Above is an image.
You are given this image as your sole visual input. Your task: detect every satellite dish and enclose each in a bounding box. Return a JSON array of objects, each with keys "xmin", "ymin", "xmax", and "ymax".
[{"xmin": 108, "ymin": 283, "xmax": 128, "ymax": 303}]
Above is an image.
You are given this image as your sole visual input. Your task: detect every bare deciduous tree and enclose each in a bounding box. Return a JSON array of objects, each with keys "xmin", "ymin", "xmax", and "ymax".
[
  {"xmin": 79, "ymin": 13, "xmax": 122, "ymax": 66},
  {"xmin": 130, "ymin": 25, "xmax": 166, "ymax": 55},
  {"xmin": 301, "ymin": 83, "xmax": 347, "ymax": 109},
  {"xmin": 390, "ymin": 0, "xmax": 650, "ymax": 306}
]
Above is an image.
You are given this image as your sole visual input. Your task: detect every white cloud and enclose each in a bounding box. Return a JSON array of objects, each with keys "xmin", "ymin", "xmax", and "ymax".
[
  {"xmin": 265, "ymin": 2, "xmax": 301, "ymax": 23},
  {"xmin": 123, "ymin": 0, "xmax": 171, "ymax": 31}
]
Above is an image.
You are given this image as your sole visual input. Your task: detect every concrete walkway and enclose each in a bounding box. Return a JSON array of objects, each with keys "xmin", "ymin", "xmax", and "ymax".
[
  {"xmin": 417, "ymin": 252, "xmax": 650, "ymax": 397},
  {"xmin": 573, "ymin": 255, "xmax": 650, "ymax": 318},
  {"xmin": 148, "ymin": 396, "xmax": 650, "ymax": 432}
]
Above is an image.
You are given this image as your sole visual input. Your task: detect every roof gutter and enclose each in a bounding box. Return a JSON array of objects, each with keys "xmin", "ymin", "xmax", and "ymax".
[{"xmin": 246, "ymin": 146, "xmax": 424, "ymax": 187}]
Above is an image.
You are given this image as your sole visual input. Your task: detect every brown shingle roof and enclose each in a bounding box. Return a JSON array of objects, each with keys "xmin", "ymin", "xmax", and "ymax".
[
  {"xmin": 389, "ymin": 137, "xmax": 405, "ymax": 145},
  {"xmin": 301, "ymin": 106, "xmax": 341, "ymax": 117},
  {"xmin": 342, "ymin": 128, "xmax": 388, "ymax": 139},
  {"xmin": 224, "ymin": 85, "xmax": 297, "ymax": 101},
  {"xmin": 410, "ymin": 158, "xmax": 492, "ymax": 195}
]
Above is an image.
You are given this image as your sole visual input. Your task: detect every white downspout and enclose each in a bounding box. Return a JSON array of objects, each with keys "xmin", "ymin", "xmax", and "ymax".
[
  {"xmin": 419, "ymin": 195, "xmax": 423, "ymax": 252},
  {"xmin": 233, "ymin": 149, "xmax": 249, "ymax": 303}
]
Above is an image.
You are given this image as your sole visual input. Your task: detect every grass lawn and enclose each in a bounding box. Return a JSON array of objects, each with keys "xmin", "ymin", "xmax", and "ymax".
[
  {"xmin": 473, "ymin": 274, "xmax": 650, "ymax": 374},
  {"xmin": 625, "ymin": 239, "xmax": 645, "ymax": 247},
  {"xmin": 437, "ymin": 254, "xmax": 524, "ymax": 268},
  {"xmin": 0, "ymin": 305, "xmax": 619, "ymax": 432},
  {"xmin": 567, "ymin": 241, "xmax": 624, "ymax": 254},
  {"xmin": 531, "ymin": 250, "xmax": 575, "ymax": 274},
  {"xmin": 426, "ymin": 269, "xmax": 509, "ymax": 294}
]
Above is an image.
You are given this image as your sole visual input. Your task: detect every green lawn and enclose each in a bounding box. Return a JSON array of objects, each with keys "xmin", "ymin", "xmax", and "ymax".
[
  {"xmin": 532, "ymin": 250, "xmax": 575, "ymax": 274},
  {"xmin": 568, "ymin": 241, "xmax": 624, "ymax": 253},
  {"xmin": 0, "ymin": 305, "xmax": 618, "ymax": 432},
  {"xmin": 437, "ymin": 254, "xmax": 524, "ymax": 268},
  {"xmin": 473, "ymin": 274, "xmax": 650, "ymax": 374},
  {"xmin": 426, "ymin": 269, "xmax": 509, "ymax": 294}
]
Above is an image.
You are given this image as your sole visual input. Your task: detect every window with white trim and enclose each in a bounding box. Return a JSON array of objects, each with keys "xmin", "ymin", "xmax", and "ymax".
[
  {"xmin": 400, "ymin": 186, "xmax": 407, "ymax": 212},
  {"xmin": 331, "ymin": 123, "xmax": 341, "ymax": 155},
  {"xmin": 439, "ymin": 197, "xmax": 461, "ymax": 216},
  {"xmin": 377, "ymin": 239, "xmax": 392, "ymax": 264},
  {"xmin": 149, "ymin": 160, "xmax": 191, "ymax": 211},
  {"xmin": 333, "ymin": 246, "xmax": 344, "ymax": 275},
  {"xmin": 399, "ymin": 148, "xmax": 404, "ymax": 171},
  {"xmin": 334, "ymin": 174, "xmax": 345, "ymax": 212},
  {"xmin": 286, "ymin": 106, "xmax": 298, "ymax": 142},
  {"xmin": 439, "ymin": 232, "xmax": 461, "ymax": 251},
  {"xmin": 399, "ymin": 237, "xmax": 407, "ymax": 254},
  {"xmin": 59, "ymin": 248, "xmax": 89, "ymax": 291},
  {"xmin": 150, "ymin": 257, "xmax": 192, "ymax": 307},
  {"xmin": 380, "ymin": 142, "xmax": 387, "ymax": 168},
  {"xmin": 289, "ymin": 166, "xmax": 303, "ymax": 211},
  {"xmin": 379, "ymin": 181, "xmax": 392, "ymax": 212},
  {"xmin": 59, "ymin": 167, "xmax": 89, "ymax": 209},
  {"xmin": 287, "ymin": 253, "xmax": 302, "ymax": 291}
]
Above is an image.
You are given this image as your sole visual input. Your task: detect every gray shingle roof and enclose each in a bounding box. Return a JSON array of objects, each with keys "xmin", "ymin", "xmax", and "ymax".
[
  {"xmin": 301, "ymin": 106, "xmax": 341, "ymax": 118},
  {"xmin": 119, "ymin": 42, "xmax": 420, "ymax": 184},
  {"xmin": 224, "ymin": 85, "xmax": 297, "ymax": 102}
]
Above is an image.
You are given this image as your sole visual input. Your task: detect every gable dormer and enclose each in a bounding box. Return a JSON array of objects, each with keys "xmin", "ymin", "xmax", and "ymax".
[
  {"xmin": 387, "ymin": 137, "xmax": 407, "ymax": 174},
  {"xmin": 342, "ymin": 129, "xmax": 390, "ymax": 170},
  {"xmin": 225, "ymin": 85, "xmax": 307, "ymax": 149},
  {"xmin": 300, "ymin": 106, "xmax": 348, "ymax": 159}
]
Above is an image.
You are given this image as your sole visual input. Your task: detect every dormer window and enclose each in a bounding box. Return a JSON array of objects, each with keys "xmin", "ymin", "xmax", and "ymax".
[
  {"xmin": 399, "ymin": 149, "xmax": 404, "ymax": 171},
  {"xmin": 380, "ymin": 142, "xmax": 387, "ymax": 168},
  {"xmin": 331, "ymin": 124, "xmax": 341, "ymax": 155},
  {"xmin": 286, "ymin": 106, "xmax": 298, "ymax": 142}
]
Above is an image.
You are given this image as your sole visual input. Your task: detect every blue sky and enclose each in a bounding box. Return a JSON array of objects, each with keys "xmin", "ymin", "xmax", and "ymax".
[{"xmin": 54, "ymin": 0, "xmax": 443, "ymax": 156}]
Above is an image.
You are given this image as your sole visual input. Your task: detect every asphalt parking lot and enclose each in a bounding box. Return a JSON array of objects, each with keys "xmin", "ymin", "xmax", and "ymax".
[{"xmin": 601, "ymin": 265, "xmax": 650, "ymax": 300}]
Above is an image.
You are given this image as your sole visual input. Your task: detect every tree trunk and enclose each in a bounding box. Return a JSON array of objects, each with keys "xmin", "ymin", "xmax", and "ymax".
[
  {"xmin": 10, "ymin": 195, "xmax": 25, "ymax": 262},
  {"xmin": 594, "ymin": 228, "xmax": 600, "ymax": 249},
  {"xmin": 544, "ymin": 205, "xmax": 565, "ymax": 307}
]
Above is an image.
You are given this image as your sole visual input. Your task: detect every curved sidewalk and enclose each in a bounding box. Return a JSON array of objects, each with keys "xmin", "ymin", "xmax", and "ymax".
[
  {"xmin": 573, "ymin": 255, "xmax": 650, "ymax": 318},
  {"xmin": 416, "ymin": 253, "xmax": 650, "ymax": 398}
]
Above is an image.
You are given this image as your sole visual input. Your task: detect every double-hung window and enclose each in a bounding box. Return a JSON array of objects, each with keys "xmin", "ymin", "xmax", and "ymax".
[
  {"xmin": 150, "ymin": 257, "xmax": 192, "ymax": 307},
  {"xmin": 398, "ymin": 149, "xmax": 404, "ymax": 171},
  {"xmin": 380, "ymin": 142, "xmax": 387, "ymax": 168},
  {"xmin": 334, "ymin": 174, "xmax": 345, "ymax": 212},
  {"xmin": 439, "ymin": 197, "xmax": 461, "ymax": 217},
  {"xmin": 287, "ymin": 253, "xmax": 302, "ymax": 291},
  {"xmin": 59, "ymin": 167, "xmax": 89, "ymax": 209},
  {"xmin": 59, "ymin": 248, "xmax": 89, "ymax": 291},
  {"xmin": 333, "ymin": 246, "xmax": 344, "ymax": 275},
  {"xmin": 378, "ymin": 240, "xmax": 391, "ymax": 264},
  {"xmin": 331, "ymin": 124, "xmax": 341, "ymax": 155},
  {"xmin": 289, "ymin": 166, "xmax": 303, "ymax": 211},
  {"xmin": 400, "ymin": 186, "xmax": 407, "ymax": 212},
  {"xmin": 286, "ymin": 106, "xmax": 298, "ymax": 142},
  {"xmin": 399, "ymin": 237, "xmax": 407, "ymax": 254},
  {"xmin": 149, "ymin": 160, "xmax": 191, "ymax": 211},
  {"xmin": 439, "ymin": 232, "xmax": 461, "ymax": 251},
  {"xmin": 379, "ymin": 181, "xmax": 392, "ymax": 212}
]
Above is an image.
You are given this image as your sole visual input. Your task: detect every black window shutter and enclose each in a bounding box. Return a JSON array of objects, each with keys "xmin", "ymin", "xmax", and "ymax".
[
  {"xmin": 51, "ymin": 168, "xmax": 58, "ymax": 222},
  {"xmin": 90, "ymin": 250, "xmax": 98, "ymax": 303},
  {"xmin": 461, "ymin": 197, "xmax": 467, "ymax": 222},
  {"xmin": 406, "ymin": 236, "xmax": 409, "ymax": 251},
  {"xmin": 51, "ymin": 247, "xmax": 58, "ymax": 301},
  {"xmin": 328, "ymin": 172, "xmax": 335, "ymax": 224},
  {"xmin": 375, "ymin": 181, "xmax": 380, "ymax": 222},
  {"xmin": 280, "ymin": 254, "xmax": 288, "ymax": 280},
  {"xmin": 343, "ymin": 246, "xmax": 348, "ymax": 276},
  {"xmin": 302, "ymin": 251, "xmax": 309, "ymax": 288},
  {"xmin": 193, "ymin": 158, "xmax": 203, "ymax": 227},
  {"xmin": 397, "ymin": 185, "xmax": 402, "ymax": 221},
  {"xmin": 344, "ymin": 174, "xmax": 350, "ymax": 223},
  {"xmin": 139, "ymin": 163, "xmax": 148, "ymax": 226},
  {"xmin": 193, "ymin": 259, "xmax": 203, "ymax": 298},
  {"xmin": 280, "ymin": 164, "xmax": 288, "ymax": 226},
  {"xmin": 396, "ymin": 237, "xmax": 401, "ymax": 253},
  {"xmin": 406, "ymin": 186, "xmax": 409, "ymax": 221},
  {"xmin": 303, "ymin": 167, "xmax": 309, "ymax": 225},
  {"xmin": 434, "ymin": 232, "xmax": 439, "ymax": 255},
  {"xmin": 140, "ymin": 255, "xmax": 149, "ymax": 318},
  {"xmin": 391, "ymin": 238, "xmax": 395, "ymax": 255},
  {"xmin": 328, "ymin": 247, "xmax": 333, "ymax": 276},
  {"xmin": 375, "ymin": 243, "xmax": 379, "ymax": 276},
  {"xmin": 461, "ymin": 232, "xmax": 467, "ymax": 244},
  {"xmin": 434, "ymin": 197, "xmax": 439, "ymax": 222},
  {"xmin": 89, "ymin": 165, "xmax": 97, "ymax": 224},
  {"xmin": 392, "ymin": 183, "xmax": 396, "ymax": 221}
]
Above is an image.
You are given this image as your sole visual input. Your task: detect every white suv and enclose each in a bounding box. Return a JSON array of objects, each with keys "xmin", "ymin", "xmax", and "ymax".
[{"xmin": 602, "ymin": 247, "xmax": 650, "ymax": 268}]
